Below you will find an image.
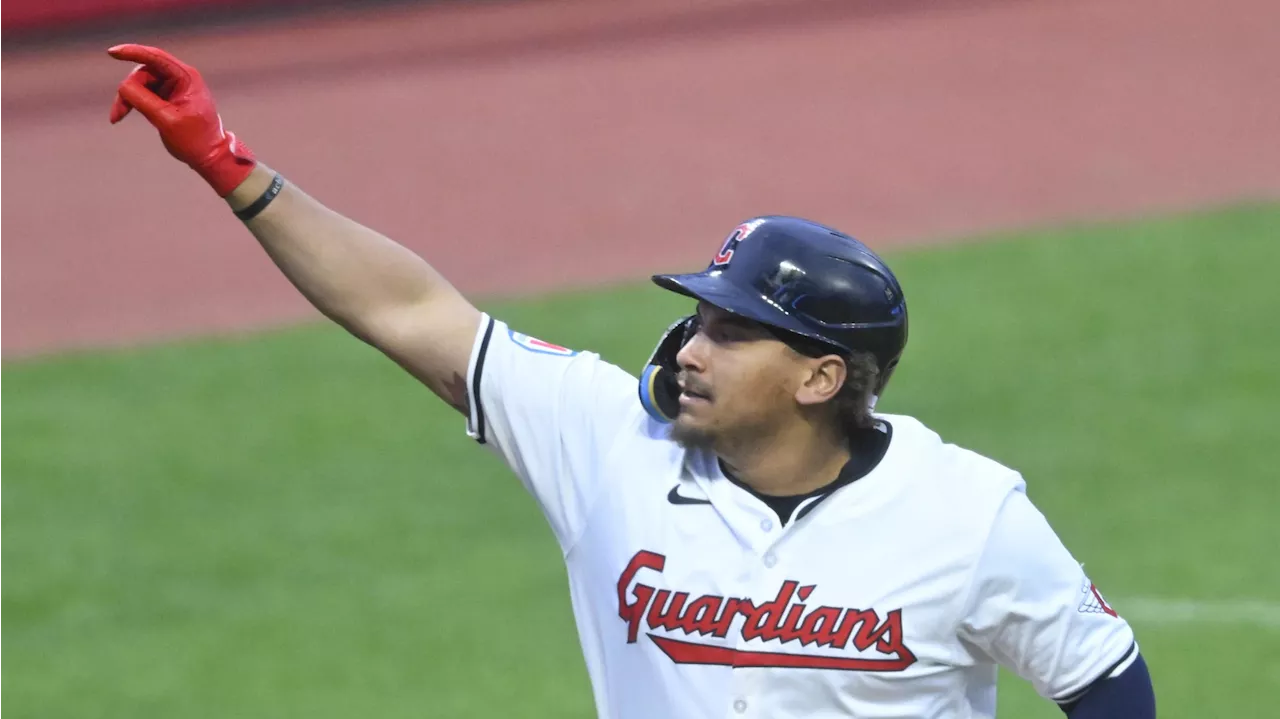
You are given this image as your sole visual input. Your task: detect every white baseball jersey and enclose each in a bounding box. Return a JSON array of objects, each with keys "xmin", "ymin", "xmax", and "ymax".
[{"xmin": 463, "ymin": 315, "xmax": 1137, "ymax": 718}]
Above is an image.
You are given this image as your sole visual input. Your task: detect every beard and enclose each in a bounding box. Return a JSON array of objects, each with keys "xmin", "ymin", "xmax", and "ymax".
[
  {"xmin": 671, "ymin": 407, "xmax": 784, "ymax": 456},
  {"xmin": 670, "ymin": 419, "xmax": 719, "ymax": 451}
]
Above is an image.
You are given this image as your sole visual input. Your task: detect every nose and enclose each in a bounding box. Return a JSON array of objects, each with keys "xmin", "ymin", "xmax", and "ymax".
[{"xmin": 676, "ymin": 329, "xmax": 708, "ymax": 373}]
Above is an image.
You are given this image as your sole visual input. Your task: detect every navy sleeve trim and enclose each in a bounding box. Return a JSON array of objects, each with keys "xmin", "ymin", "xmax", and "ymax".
[
  {"xmin": 1055, "ymin": 640, "xmax": 1138, "ymax": 705},
  {"xmin": 1059, "ymin": 650, "xmax": 1154, "ymax": 718},
  {"xmin": 471, "ymin": 317, "xmax": 495, "ymax": 445}
]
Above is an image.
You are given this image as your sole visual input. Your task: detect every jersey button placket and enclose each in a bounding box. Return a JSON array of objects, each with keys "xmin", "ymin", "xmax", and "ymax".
[{"xmin": 729, "ymin": 541, "xmax": 776, "ymax": 712}]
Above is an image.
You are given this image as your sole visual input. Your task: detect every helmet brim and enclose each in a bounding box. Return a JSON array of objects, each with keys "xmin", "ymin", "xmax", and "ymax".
[{"xmin": 651, "ymin": 271, "xmax": 850, "ymax": 354}]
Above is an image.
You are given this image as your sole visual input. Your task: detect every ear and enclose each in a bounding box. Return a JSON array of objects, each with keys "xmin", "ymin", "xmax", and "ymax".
[{"xmin": 794, "ymin": 355, "xmax": 847, "ymax": 407}]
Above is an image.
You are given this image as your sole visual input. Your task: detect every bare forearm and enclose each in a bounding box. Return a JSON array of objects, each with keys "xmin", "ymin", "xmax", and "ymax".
[
  {"xmin": 226, "ymin": 164, "xmax": 460, "ymax": 342},
  {"xmin": 224, "ymin": 165, "xmax": 482, "ymax": 410},
  {"xmin": 108, "ymin": 44, "xmax": 481, "ymax": 414}
]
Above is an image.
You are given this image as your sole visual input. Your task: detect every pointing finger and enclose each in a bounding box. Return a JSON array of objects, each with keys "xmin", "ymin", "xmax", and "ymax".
[{"xmin": 107, "ymin": 43, "xmax": 189, "ymax": 86}]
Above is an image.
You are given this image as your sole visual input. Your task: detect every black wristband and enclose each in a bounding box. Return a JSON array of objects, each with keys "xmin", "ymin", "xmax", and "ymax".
[{"xmin": 233, "ymin": 173, "xmax": 285, "ymax": 221}]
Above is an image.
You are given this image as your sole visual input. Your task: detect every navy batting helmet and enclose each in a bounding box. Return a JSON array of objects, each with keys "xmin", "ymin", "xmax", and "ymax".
[{"xmin": 639, "ymin": 215, "xmax": 908, "ymax": 423}]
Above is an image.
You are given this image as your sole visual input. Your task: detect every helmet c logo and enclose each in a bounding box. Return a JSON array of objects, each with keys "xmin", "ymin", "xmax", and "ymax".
[{"xmin": 712, "ymin": 219, "xmax": 766, "ymax": 267}]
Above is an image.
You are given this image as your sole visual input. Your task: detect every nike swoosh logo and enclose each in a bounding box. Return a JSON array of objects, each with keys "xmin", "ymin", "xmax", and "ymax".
[{"xmin": 668, "ymin": 486, "xmax": 712, "ymax": 505}]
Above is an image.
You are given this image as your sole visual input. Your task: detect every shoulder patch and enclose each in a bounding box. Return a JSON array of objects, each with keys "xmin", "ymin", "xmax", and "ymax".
[
  {"xmin": 507, "ymin": 328, "xmax": 578, "ymax": 356},
  {"xmin": 1078, "ymin": 573, "xmax": 1119, "ymax": 618}
]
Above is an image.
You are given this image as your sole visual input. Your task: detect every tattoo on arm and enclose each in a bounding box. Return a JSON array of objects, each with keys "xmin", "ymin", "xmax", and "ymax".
[{"xmin": 442, "ymin": 371, "xmax": 470, "ymax": 414}]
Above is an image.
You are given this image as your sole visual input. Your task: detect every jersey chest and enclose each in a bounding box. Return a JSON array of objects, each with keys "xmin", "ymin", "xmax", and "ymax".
[{"xmin": 570, "ymin": 455, "xmax": 985, "ymax": 711}]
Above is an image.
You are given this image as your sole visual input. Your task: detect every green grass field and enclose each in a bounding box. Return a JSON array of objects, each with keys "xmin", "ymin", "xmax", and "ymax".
[{"xmin": 5, "ymin": 203, "xmax": 1279, "ymax": 718}]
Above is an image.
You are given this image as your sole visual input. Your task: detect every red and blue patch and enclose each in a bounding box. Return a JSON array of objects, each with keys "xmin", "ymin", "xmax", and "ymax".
[{"xmin": 508, "ymin": 329, "xmax": 578, "ymax": 356}]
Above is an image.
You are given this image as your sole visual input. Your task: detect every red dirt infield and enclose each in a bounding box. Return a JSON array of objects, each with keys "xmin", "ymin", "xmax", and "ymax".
[{"xmin": 3, "ymin": 0, "xmax": 1277, "ymax": 357}]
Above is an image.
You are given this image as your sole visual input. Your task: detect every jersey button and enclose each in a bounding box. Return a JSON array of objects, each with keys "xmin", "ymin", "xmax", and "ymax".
[
  {"xmin": 760, "ymin": 518, "xmax": 774, "ymax": 532},
  {"xmin": 763, "ymin": 553, "xmax": 777, "ymax": 568},
  {"xmin": 733, "ymin": 699, "xmax": 748, "ymax": 714}
]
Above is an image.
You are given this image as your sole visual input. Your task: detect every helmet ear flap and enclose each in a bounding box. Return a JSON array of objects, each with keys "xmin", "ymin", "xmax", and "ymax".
[
  {"xmin": 639, "ymin": 315, "xmax": 695, "ymax": 423},
  {"xmin": 645, "ymin": 315, "xmax": 696, "ymax": 370}
]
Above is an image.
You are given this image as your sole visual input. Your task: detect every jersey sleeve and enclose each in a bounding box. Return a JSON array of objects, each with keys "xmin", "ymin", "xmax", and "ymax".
[
  {"xmin": 958, "ymin": 488, "xmax": 1138, "ymax": 704},
  {"xmin": 463, "ymin": 314, "xmax": 644, "ymax": 553}
]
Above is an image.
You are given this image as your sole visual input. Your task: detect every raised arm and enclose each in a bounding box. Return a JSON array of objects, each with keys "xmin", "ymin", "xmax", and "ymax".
[{"xmin": 107, "ymin": 44, "xmax": 481, "ymax": 413}]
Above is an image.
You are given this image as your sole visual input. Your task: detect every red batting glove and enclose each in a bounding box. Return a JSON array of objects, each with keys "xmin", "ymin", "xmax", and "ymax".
[{"xmin": 107, "ymin": 43, "xmax": 257, "ymax": 197}]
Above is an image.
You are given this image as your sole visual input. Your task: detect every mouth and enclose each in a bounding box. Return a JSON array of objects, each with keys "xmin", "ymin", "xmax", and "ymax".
[
  {"xmin": 679, "ymin": 391, "xmax": 711, "ymax": 407},
  {"xmin": 678, "ymin": 379, "xmax": 713, "ymax": 406}
]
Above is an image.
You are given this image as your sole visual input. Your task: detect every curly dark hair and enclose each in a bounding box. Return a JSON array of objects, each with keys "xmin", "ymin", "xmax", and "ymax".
[{"xmin": 829, "ymin": 350, "xmax": 881, "ymax": 433}]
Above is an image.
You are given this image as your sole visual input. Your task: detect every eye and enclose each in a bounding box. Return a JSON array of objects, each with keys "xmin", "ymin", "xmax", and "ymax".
[
  {"xmin": 704, "ymin": 319, "xmax": 761, "ymax": 344},
  {"xmin": 717, "ymin": 324, "xmax": 748, "ymax": 342}
]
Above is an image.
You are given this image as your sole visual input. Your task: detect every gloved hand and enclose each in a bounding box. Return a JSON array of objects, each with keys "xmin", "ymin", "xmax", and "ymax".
[{"xmin": 108, "ymin": 43, "xmax": 257, "ymax": 197}]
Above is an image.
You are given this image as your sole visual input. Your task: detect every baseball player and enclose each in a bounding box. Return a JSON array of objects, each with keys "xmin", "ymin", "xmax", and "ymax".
[{"xmin": 107, "ymin": 44, "xmax": 1156, "ymax": 718}]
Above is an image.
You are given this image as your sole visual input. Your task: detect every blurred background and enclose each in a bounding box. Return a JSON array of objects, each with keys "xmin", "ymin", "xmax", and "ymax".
[{"xmin": 4, "ymin": 0, "xmax": 1278, "ymax": 717}]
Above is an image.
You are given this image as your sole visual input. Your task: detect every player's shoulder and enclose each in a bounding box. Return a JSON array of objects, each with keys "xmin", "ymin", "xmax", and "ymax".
[
  {"xmin": 877, "ymin": 412, "xmax": 1027, "ymax": 498},
  {"xmin": 861, "ymin": 415, "xmax": 1030, "ymax": 582},
  {"xmin": 473, "ymin": 314, "xmax": 650, "ymax": 435},
  {"xmin": 487, "ymin": 318, "xmax": 682, "ymax": 439},
  {"xmin": 483, "ymin": 316, "xmax": 638, "ymax": 380},
  {"xmin": 485, "ymin": 316, "xmax": 592, "ymax": 361}
]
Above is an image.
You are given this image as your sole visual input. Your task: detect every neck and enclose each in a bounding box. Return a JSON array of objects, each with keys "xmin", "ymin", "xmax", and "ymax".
[{"xmin": 716, "ymin": 419, "xmax": 849, "ymax": 496}]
